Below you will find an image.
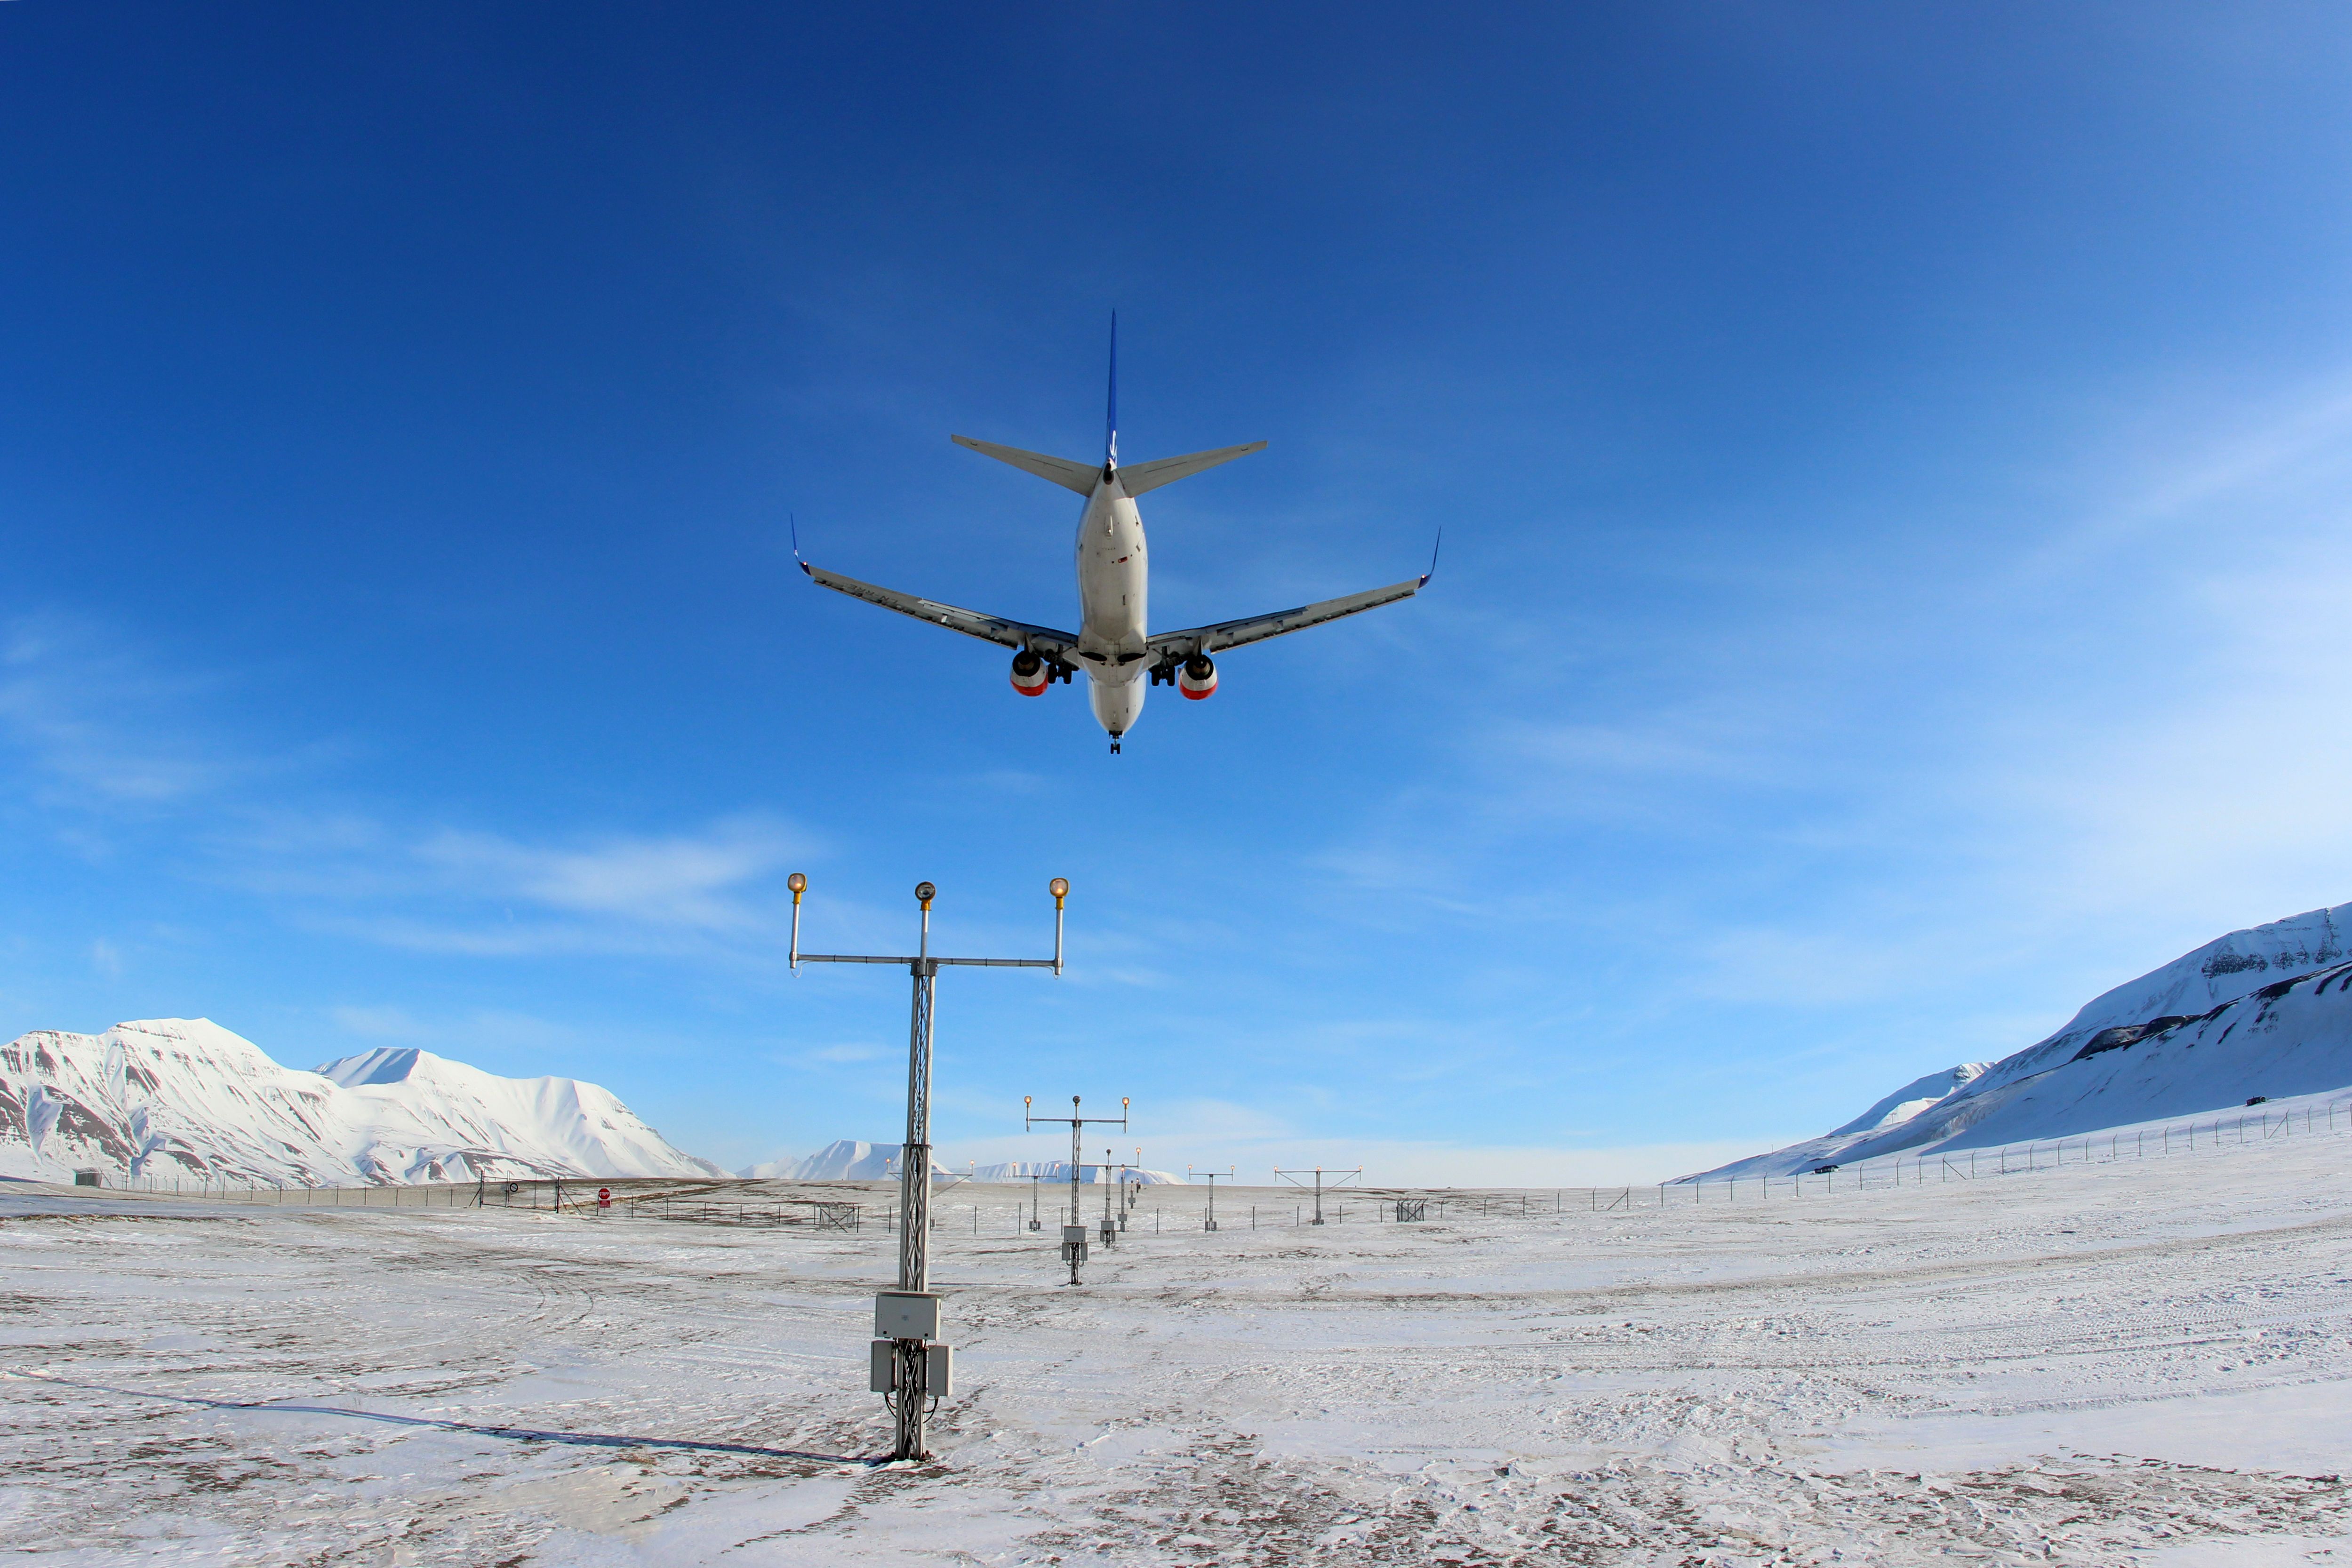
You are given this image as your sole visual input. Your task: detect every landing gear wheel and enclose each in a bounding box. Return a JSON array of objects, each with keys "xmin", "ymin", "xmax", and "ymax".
[{"xmin": 1109, "ymin": 739, "xmax": 1121, "ymax": 754}]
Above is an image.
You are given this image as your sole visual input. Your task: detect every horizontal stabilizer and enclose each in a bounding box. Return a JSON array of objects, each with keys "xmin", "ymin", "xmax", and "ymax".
[
  {"xmin": 1116, "ymin": 441, "xmax": 1267, "ymax": 497},
  {"xmin": 951, "ymin": 435, "xmax": 1099, "ymax": 495}
]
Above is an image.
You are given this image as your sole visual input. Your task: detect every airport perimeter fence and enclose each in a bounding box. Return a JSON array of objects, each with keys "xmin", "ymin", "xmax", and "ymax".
[
  {"xmin": 77, "ymin": 1173, "xmax": 870, "ymax": 1227},
  {"xmin": 57, "ymin": 1093, "xmax": 2352, "ymax": 1226},
  {"xmin": 1635, "ymin": 1091, "xmax": 2352, "ymax": 1209}
]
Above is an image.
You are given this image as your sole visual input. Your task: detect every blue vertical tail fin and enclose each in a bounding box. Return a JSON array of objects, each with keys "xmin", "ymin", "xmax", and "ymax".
[{"xmin": 1105, "ymin": 310, "xmax": 1118, "ymax": 471}]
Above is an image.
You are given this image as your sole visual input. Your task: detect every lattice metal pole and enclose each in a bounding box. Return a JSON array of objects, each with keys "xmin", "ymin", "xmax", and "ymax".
[
  {"xmin": 891, "ymin": 895, "xmax": 939, "ymax": 1463},
  {"xmin": 790, "ymin": 873, "xmax": 1068, "ymax": 1463},
  {"xmin": 1276, "ymin": 1165, "xmax": 1362, "ymax": 1224},
  {"xmin": 1025, "ymin": 1094, "xmax": 1128, "ymax": 1285}
]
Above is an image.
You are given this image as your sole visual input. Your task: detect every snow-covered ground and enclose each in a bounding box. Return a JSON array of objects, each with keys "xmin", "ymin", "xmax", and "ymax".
[{"xmin": 5, "ymin": 1115, "xmax": 2350, "ymax": 1563}]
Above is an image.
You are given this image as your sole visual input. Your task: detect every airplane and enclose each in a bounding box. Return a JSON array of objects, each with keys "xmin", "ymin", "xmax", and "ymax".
[{"xmin": 794, "ymin": 318, "xmax": 1434, "ymax": 753}]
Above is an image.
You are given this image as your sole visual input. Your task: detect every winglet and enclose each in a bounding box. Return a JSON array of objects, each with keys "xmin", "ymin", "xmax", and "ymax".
[
  {"xmin": 1105, "ymin": 310, "xmax": 1119, "ymax": 471},
  {"xmin": 1422, "ymin": 527, "xmax": 1442, "ymax": 586},
  {"xmin": 791, "ymin": 512, "xmax": 813, "ymax": 577}
]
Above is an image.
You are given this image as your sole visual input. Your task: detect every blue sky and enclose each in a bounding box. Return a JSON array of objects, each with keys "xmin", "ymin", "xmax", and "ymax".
[{"xmin": 7, "ymin": 4, "xmax": 2352, "ymax": 1182}]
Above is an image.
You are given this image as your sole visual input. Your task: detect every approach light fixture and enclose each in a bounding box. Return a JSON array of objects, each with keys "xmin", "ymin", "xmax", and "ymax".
[{"xmin": 789, "ymin": 873, "xmax": 1070, "ymax": 1460}]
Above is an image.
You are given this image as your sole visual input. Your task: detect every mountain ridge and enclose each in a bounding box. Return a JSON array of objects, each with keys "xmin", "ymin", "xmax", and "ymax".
[
  {"xmin": 1693, "ymin": 902, "xmax": 2352, "ymax": 1179},
  {"xmin": 0, "ymin": 1018, "xmax": 724, "ymax": 1185},
  {"xmin": 761, "ymin": 1138, "xmax": 1184, "ymax": 1184}
]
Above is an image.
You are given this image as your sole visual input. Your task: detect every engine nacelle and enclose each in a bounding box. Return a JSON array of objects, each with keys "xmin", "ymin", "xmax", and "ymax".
[
  {"xmin": 1010, "ymin": 649, "xmax": 1048, "ymax": 697},
  {"xmin": 1178, "ymin": 654, "xmax": 1217, "ymax": 700}
]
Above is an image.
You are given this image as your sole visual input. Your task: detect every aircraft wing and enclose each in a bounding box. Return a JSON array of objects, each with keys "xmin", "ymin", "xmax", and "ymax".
[
  {"xmin": 800, "ymin": 561, "xmax": 1081, "ymax": 662},
  {"xmin": 1145, "ymin": 572, "xmax": 1428, "ymax": 661}
]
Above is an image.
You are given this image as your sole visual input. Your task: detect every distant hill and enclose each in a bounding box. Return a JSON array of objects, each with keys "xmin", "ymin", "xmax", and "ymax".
[
  {"xmin": 770, "ymin": 1138, "xmax": 1184, "ymax": 1184},
  {"xmin": 968, "ymin": 1159, "xmax": 1183, "ymax": 1184},
  {"xmin": 1690, "ymin": 903, "xmax": 2352, "ymax": 1179},
  {"xmin": 0, "ymin": 1018, "xmax": 726, "ymax": 1185},
  {"xmin": 782, "ymin": 1139, "xmax": 903, "ymax": 1181}
]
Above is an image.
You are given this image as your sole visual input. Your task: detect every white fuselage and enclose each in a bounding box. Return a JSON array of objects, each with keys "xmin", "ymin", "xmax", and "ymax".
[{"xmin": 1074, "ymin": 472, "xmax": 1149, "ymax": 736}]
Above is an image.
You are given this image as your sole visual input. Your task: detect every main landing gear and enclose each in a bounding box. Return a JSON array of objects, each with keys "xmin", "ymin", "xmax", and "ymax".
[{"xmin": 1109, "ymin": 735, "xmax": 1123, "ymax": 755}]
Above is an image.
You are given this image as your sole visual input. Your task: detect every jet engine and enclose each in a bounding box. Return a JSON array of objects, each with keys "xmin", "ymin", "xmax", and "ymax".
[
  {"xmin": 1178, "ymin": 654, "xmax": 1218, "ymax": 700},
  {"xmin": 1010, "ymin": 649, "xmax": 1049, "ymax": 697}
]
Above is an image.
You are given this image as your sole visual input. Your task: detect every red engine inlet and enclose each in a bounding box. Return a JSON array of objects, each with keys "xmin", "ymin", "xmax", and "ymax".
[
  {"xmin": 1179, "ymin": 654, "xmax": 1217, "ymax": 700},
  {"xmin": 1010, "ymin": 650, "xmax": 1048, "ymax": 697}
]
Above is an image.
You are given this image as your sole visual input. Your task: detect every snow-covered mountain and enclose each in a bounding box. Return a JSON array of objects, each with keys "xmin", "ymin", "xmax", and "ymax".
[
  {"xmin": 768, "ymin": 1139, "xmax": 1184, "ymax": 1184},
  {"xmin": 784, "ymin": 1139, "xmax": 903, "ymax": 1181},
  {"xmin": 968, "ymin": 1159, "xmax": 1182, "ymax": 1184},
  {"xmin": 1694, "ymin": 903, "xmax": 2352, "ymax": 1179},
  {"xmin": 0, "ymin": 1018, "xmax": 726, "ymax": 1185},
  {"xmin": 1824, "ymin": 1064, "xmax": 1992, "ymax": 1138}
]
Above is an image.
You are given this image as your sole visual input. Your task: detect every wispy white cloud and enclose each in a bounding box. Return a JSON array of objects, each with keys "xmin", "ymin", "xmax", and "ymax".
[
  {"xmin": 1284, "ymin": 364, "xmax": 2352, "ymax": 1096},
  {"xmin": 2016, "ymin": 372, "xmax": 2352, "ymax": 583},
  {"xmin": 0, "ymin": 612, "xmax": 246, "ymax": 806},
  {"xmin": 415, "ymin": 818, "xmax": 801, "ymax": 929},
  {"xmin": 0, "ymin": 610, "xmax": 820, "ymax": 965}
]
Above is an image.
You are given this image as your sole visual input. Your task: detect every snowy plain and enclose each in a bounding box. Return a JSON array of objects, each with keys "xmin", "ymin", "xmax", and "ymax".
[{"xmin": 5, "ymin": 1118, "xmax": 2352, "ymax": 1565}]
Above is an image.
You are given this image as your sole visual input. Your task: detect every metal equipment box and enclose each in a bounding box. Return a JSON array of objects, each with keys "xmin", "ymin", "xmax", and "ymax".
[
  {"xmin": 868, "ymin": 1339, "xmax": 954, "ymax": 1398},
  {"xmin": 924, "ymin": 1342, "xmax": 953, "ymax": 1399},
  {"xmin": 874, "ymin": 1290, "xmax": 941, "ymax": 1340}
]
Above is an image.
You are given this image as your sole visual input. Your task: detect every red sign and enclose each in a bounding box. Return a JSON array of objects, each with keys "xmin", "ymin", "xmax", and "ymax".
[{"xmin": 597, "ymin": 1187, "xmax": 611, "ymax": 1208}]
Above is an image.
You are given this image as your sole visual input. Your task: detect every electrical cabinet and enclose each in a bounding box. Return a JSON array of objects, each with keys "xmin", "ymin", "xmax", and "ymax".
[
  {"xmin": 869, "ymin": 1338, "xmax": 954, "ymax": 1398},
  {"xmin": 873, "ymin": 1290, "xmax": 941, "ymax": 1340},
  {"xmin": 924, "ymin": 1342, "xmax": 953, "ymax": 1399}
]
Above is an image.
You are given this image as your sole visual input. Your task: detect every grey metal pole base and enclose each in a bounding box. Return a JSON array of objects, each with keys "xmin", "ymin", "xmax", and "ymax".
[{"xmin": 891, "ymin": 1339, "xmax": 928, "ymax": 1460}]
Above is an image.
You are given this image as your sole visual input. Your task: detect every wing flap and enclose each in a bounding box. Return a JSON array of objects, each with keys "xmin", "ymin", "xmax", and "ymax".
[
  {"xmin": 1145, "ymin": 574, "xmax": 1425, "ymax": 660},
  {"xmin": 801, "ymin": 562, "xmax": 1080, "ymax": 661}
]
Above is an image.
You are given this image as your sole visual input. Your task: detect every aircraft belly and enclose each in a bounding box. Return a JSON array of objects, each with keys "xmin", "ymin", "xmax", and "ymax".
[
  {"xmin": 1076, "ymin": 549, "xmax": 1147, "ymax": 655},
  {"xmin": 1070, "ymin": 488, "xmax": 1148, "ymax": 736}
]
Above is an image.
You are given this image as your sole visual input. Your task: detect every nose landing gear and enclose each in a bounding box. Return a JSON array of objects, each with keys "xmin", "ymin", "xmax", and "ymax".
[{"xmin": 1109, "ymin": 735, "xmax": 1123, "ymax": 755}]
